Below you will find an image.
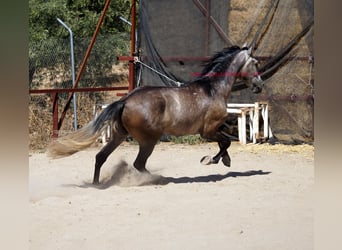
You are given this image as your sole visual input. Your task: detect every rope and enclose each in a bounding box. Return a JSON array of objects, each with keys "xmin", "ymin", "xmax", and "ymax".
[
  {"xmin": 249, "ymin": 0, "xmax": 280, "ymax": 50},
  {"xmin": 139, "ymin": 2, "xmax": 184, "ymax": 87},
  {"xmin": 133, "ymin": 57, "xmax": 183, "ymax": 87},
  {"xmin": 259, "ymin": 19, "xmax": 313, "ymax": 78}
]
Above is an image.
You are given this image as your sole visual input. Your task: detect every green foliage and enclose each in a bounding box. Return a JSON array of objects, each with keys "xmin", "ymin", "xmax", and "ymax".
[
  {"xmin": 74, "ymin": 33, "xmax": 130, "ymax": 84},
  {"xmin": 126, "ymin": 135, "xmax": 206, "ymax": 146},
  {"xmin": 168, "ymin": 135, "xmax": 206, "ymax": 145},
  {"xmin": 29, "ymin": 0, "xmax": 132, "ymax": 85},
  {"xmin": 29, "ymin": 0, "xmax": 68, "ymax": 40},
  {"xmin": 29, "ymin": 0, "xmax": 132, "ymax": 40}
]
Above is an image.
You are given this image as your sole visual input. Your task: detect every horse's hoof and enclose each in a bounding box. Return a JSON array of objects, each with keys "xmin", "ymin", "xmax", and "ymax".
[
  {"xmin": 222, "ymin": 156, "xmax": 231, "ymax": 167},
  {"xmin": 200, "ymin": 155, "xmax": 213, "ymax": 165}
]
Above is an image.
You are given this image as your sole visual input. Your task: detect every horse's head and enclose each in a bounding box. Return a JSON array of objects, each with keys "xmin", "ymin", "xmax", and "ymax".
[
  {"xmin": 197, "ymin": 45, "xmax": 263, "ymax": 94},
  {"xmin": 237, "ymin": 46, "xmax": 263, "ymax": 93}
]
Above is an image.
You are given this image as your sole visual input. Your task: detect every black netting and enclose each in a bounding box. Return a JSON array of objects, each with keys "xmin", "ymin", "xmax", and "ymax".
[
  {"xmin": 136, "ymin": 0, "xmax": 314, "ymax": 143},
  {"xmin": 137, "ymin": 0, "xmax": 230, "ymax": 86}
]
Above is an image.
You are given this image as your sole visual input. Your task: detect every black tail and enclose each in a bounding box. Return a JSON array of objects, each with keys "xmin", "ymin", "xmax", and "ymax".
[{"xmin": 93, "ymin": 100, "xmax": 125, "ymax": 133}]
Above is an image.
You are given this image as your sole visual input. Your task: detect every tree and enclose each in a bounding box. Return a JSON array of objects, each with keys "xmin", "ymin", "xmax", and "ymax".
[
  {"xmin": 29, "ymin": 0, "xmax": 132, "ymax": 40},
  {"xmin": 29, "ymin": 0, "xmax": 132, "ymax": 85}
]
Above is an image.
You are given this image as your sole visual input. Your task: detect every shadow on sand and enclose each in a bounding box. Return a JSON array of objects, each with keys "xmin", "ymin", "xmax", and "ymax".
[
  {"xmin": 162, "ymin": 170, "xmax": 271, "ymax": 184},
  {"xmin": 69, "ymin": 161, "xmax": 271, "ymax": 190}
]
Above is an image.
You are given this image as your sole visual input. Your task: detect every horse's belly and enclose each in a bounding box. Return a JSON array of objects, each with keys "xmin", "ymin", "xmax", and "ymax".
[{"xmin": 162, "ymin": 118, "xmax": 202, "ymax": 136}]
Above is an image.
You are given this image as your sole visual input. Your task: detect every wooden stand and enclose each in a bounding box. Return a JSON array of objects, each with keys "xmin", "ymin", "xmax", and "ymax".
[{"xmin": 227, "ymin": 102, "xmax": 272, "ymax": 144}]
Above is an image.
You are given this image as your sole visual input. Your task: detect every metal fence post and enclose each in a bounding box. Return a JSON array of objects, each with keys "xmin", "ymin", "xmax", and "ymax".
[{"xmin": 57, "ymin": 18, "xmax": 78, "ymax": 130}]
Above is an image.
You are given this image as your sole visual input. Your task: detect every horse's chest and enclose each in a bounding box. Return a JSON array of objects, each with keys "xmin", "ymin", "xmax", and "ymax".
[{"xmin": 207, "ymin": 102, "xmax": 228, "ymax": 120}]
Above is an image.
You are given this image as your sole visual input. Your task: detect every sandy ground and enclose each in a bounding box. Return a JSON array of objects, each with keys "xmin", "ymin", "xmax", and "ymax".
[{"xmin": 29, "ymin": 142, "xmax": 314, "ymax": 250}]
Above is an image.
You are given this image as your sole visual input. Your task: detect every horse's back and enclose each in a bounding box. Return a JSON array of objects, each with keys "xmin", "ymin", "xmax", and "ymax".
[{"xmin": 120, "ymin": 86, "xmax": 209, "ymax": 136}]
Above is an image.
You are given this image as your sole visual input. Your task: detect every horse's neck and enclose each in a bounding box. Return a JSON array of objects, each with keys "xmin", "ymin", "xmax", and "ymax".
[
  {"xmin": 211, "ymin": 64, "xmax": 240, "ymax": 100},
  {"xmin": 225, "ymin": 55, "xmax": 246, "ymax": 86}
]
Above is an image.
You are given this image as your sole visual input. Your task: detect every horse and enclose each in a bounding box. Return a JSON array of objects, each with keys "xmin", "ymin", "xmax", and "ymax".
[{"xmin": 47, "ymin": 45, "xmax": 263, "ymax": 185}]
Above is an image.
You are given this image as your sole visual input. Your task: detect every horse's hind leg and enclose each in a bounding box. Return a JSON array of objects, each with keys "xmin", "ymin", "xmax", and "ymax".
[
  {"xmin": 93, "ymin": 134, "xmax": 126, "ymax": 184},
  {"xmin": 133, "ymin": 140, "xmax": 158, "ymax": 173}
]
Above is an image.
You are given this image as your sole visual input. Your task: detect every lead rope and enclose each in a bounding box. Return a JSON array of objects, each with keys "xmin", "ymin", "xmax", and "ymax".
[{"xmin": 133, "ymin": 57, "xmax": 183, "ymax": 87}]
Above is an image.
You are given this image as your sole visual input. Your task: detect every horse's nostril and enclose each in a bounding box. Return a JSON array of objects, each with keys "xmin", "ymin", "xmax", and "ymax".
[{"xmin": 252, "ymin": 86, "xmax": 262, "ymax": 93}]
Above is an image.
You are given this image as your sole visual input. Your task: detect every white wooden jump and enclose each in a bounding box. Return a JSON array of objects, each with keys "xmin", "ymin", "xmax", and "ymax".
[
  {"xmin": 93, "ymin": 104, "xmax": 111, "ymax": 145},
  {"xmin": 227, "ymin": 102, "xmax": 272, "ymax": 144}
]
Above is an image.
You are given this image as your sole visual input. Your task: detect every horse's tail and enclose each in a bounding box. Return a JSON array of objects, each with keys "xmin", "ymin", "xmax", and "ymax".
[{"xmin": 47, "ymin": 100, "xmax": 125, "ymax": 158}]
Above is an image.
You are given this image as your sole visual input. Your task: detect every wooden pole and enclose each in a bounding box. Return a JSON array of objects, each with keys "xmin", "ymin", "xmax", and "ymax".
[{"xmin": 205, "ymin": 0, "xmax": 210, "ymax": 55}]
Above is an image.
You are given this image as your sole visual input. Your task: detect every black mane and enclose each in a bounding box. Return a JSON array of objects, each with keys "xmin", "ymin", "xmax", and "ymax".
[
  {"xmin": 189, "ymin": 46, "xmax": 244, "ymax": 95},
  {"xmin": 200, "ymin": 46, "xmax": 242, "ymax": 77}
]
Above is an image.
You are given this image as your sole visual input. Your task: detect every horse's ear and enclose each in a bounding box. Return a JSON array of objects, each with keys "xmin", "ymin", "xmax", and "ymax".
[
  {"xmin": 247, "ymin": 46, "xmax": 252, "ymax": 55},
  {"xmin": 241, "ymin": 42, "xmax": 251, "ymax": 54}
]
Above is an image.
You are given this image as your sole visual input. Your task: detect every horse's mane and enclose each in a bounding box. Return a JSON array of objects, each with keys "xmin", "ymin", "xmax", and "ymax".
[
  {"xmin": 189, "ymin": 46, "xmax": 246, "ymax": 95},
  {"xmin": 200, "ymin": 46, "xmax": 243, "ymax": 77}
]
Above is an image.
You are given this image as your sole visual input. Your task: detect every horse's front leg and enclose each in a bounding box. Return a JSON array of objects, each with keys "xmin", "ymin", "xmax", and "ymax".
[
  {"xmin": 200, "ymin": 127, "xmax": 232, "ymax": 167},
  {"xmin": 214, "ymin": 140, "xmax": 231, "ymax": 166}
]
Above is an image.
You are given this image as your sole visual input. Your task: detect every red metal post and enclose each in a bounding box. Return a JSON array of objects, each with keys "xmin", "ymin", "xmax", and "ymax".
[
  {"xmin": 193, "ymin": 0, "xmax": 232, "ymax": 45},
  {"xmin": 52, "ymin": 92, "xmax": 59, "ymax": 138},
  {"xmin": 29, "ymin": 86, "xmax": 129, "ymax": 94},
  {"xmin": 29, "ymin": 86, "xmax": 129, "ymax": 139},
  {"xmin": 128, "ymin": 0, "xmax": 136, "ymax": 92}
]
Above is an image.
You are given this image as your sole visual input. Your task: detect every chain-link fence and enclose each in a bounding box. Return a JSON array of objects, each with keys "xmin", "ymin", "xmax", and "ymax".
[{"xmin": 29, "ymin": 33, "xmax": 130, "ymax": 151}]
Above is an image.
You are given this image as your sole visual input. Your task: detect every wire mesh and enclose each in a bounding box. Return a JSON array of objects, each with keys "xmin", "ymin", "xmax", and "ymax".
[{"xmin": 29, "ymin": 33, "xmax": 130, "ymax": 150}]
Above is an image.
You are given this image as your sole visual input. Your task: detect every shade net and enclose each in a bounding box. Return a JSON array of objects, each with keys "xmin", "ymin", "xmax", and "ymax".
[{"xmin": 136, "ymin": 0, "xmax": 314, "ymax": 143}]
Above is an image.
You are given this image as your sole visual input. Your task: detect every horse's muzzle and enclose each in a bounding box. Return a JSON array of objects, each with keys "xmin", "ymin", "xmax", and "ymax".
[
  {"xmin": 251, "ymin": 76, "xmax": 263, "ymax": 93},
  {"xmin": 252, "ymin": 85, "xmax": 262, "ymax": 93}
]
